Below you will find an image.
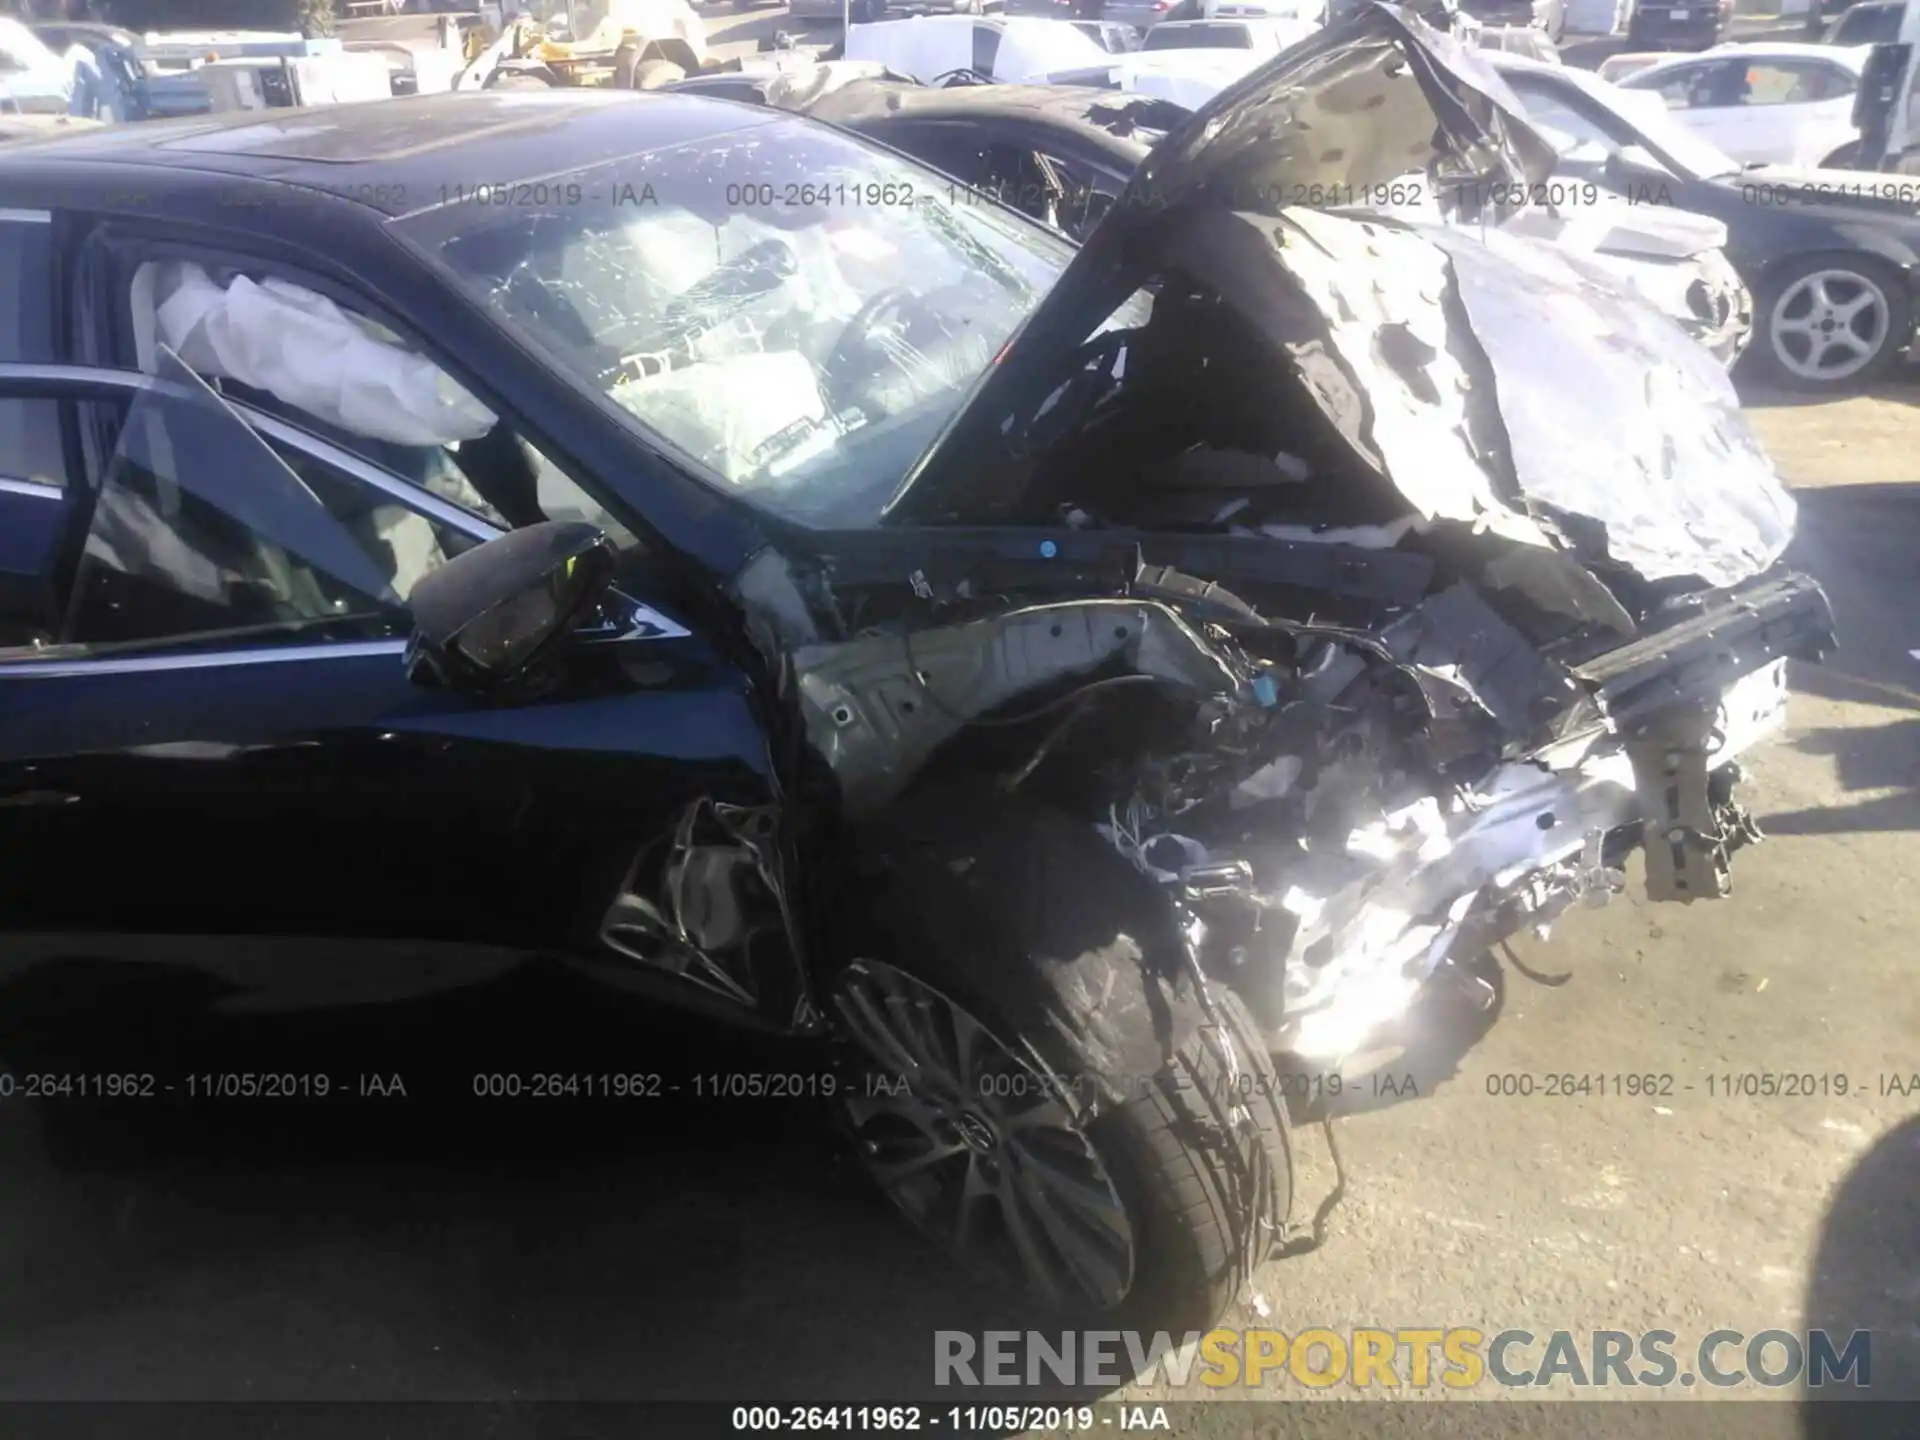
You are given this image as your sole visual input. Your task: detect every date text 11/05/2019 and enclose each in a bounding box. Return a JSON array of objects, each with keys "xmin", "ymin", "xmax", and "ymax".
[{"xmin": 0, "ymin": 1072, "xmax": 406, "ymax": 1100}]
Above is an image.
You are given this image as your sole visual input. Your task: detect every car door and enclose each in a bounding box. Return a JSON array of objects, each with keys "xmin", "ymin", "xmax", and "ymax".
[
  {"xmin": 0, "ymin": 356, "xmax": 798, "ymax": 1020},
  {"xmin": 1634, "ymin": 59, "xmax": 1749, "ymax": 159},
  {"xmin": 1724, "ymin": 58, "xmax": 1857, "ymax": 164},
  {"xmin": 0, "ymin": 210, "xmax": 63, "ymax": 646}
]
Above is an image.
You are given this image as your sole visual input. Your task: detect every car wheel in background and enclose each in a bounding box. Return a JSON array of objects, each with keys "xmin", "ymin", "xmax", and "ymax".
[
  {"xmin": 1752, "ymin": 253, "xmax": 1911, "ymax": 391},
  {"xmin": 828, "ymin": 786, "xmax": 1294, "ymax": 1330}
]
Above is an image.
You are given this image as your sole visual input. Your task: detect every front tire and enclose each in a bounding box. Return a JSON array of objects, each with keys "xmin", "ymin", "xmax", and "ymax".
[
  {"xmin": 828, "ymin": 789, "xmax": 1293, "ymax": 1330},
  {"xmin": 1750, "ymin": 253, "xmax": 1911, "ymax": 391}
]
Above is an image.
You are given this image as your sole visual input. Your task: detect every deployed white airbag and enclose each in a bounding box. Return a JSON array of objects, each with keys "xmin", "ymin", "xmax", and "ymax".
[
  {"xmin": 610, "ymin": 350, "xmax": 827, "ymax": 481},
  {"xmin": 143, "ymin": 261, "xmax": 497, "ymax": 447}
]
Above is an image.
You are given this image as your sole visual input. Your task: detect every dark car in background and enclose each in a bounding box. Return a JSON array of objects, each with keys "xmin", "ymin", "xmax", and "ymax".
[
  {"xmin": 1824, "ymin": 0, "xmax": 1904, "ymax": 44},
  {"xmin": 1493, "ymin": 50, "xmax": 1920, "ymax": 387},
  {"xmin": 1626, "ymin": 0, "xmax": 1726, "ymax": 51},
  {"xmin": 793, "ymin": 78, "xmax": 1182, "ymax": 237},
  {"xmin": 1457, "ymin": 0, "xmax": 1565, "ymax": 44}
]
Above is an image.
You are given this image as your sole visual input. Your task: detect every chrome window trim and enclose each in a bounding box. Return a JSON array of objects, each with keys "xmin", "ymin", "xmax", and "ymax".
[
  {"xmin": 0, "ymin": 475, "xmax": 60, "ymax": 499},
  {"xmin": 0, "ymin": 364, "xmax": 689, "ymax": 674},
  {"xmin": 0, "ymin": 362, "xmax": 506, "ymax": 545},
  {"xmin": 0, "ymin": 209, "xmax": 53, "ymax": 225},
  {"xmin": 0, "ymin": 639, "xmax": 408, "ymax": 679},
  {"xmin": 232, "ymin": 408, "xmax": 506, "ymax": 544}
]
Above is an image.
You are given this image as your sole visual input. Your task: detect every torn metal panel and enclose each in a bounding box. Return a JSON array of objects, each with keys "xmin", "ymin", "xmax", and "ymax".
[
  {"xmin": 794, "ymin": 599, "xmax": 1243, "ymax": 817},
  {"xmin": 1380, "ymin": 582, "xmax": 1592, "ymax": 749},
  {"xmin": 1420, "ymin": 223, "xmax": 1798, "ymax": 590},
  {"xmin": 1478, "ymin": 545, "xmax": 1637, "ymax": 637},
  {"xmin": 1572, "ymin": 572, "xmax": 1832, "ymax": 733},
  {"xmin": 1165, "ymin": 206, "xmax": 1555, "ymax": 554},
  {"xmin": 808, "ymin": 526, "xmax": 1437, "ymax": 607},
  {"xmin": 1128, "ymin": 4, "xmax": 1557, "ymax": 226},
  {"xmin": 1625, "ymin": 710, "xmax": 1760, "ymax": 905},
  {"xmin": 599, "ymin": 796, "xmax": 807, "ymax": 1019}
]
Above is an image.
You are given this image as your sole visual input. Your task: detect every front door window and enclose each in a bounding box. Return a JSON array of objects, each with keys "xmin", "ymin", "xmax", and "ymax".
[{"xmin": 17, "ymin": 350, "xmax": 480, "ymax": 662}]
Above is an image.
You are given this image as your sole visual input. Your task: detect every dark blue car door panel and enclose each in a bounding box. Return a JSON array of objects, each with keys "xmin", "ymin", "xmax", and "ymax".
[
  {"xmin": 0, "ymin": 361, "xmax": 789, "ymax": 1018},
  {"xmin": 0, "ymin": 628, "xmax": 779, "ymax": 953}
]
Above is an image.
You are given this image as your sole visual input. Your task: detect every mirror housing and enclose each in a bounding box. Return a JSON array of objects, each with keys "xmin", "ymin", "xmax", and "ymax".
[{"xmin": 405, "ymin": 521, "xmax": 618, "ymax": 694}]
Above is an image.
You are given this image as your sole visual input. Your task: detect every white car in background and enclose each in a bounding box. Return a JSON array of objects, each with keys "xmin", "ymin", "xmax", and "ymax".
[
  {"xmin": 1038, "ymin": 50, "xmax": 1754, "ymax": 365},
  {"xmin": 1046, "ymin": 45, "xmax": 1266, "ymax": 105},
  {"xmin": 1135, "ymin": 16, "xmax": 1320, "ymax": 51},
  {"xmin": 1615, "ymin": 42, "xmax": 1871, "ymax": 168},
  {"xmin": 1597, "ymin": 50, "xmax": 1684, "ymax": 84},
  {"xmin": 842, "ymin": 14, "xmax": 1110, "ymax": 81},
  {"xmin": 1203, "ymin": 0, "xmax": 1325, "ymax": 20}
]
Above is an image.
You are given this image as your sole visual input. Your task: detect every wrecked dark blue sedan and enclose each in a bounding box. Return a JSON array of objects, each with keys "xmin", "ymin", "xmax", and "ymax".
[{"xmin": 0, "ymin": 6, "xmax": 1831, "ymax": 1328}]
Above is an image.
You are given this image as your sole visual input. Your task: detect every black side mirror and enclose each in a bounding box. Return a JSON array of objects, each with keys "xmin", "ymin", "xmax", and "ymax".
[{"xmin": 405, "ymin": 520, "xmax": 618, "ymax": 694}]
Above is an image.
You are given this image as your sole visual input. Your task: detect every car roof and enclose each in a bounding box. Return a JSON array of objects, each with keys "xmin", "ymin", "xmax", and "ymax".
[
  {"xmin": 804, "ymin": 79, "xmax": 1166, "ymax": 154},
  {"xmin": 1684, "ymin": 39, "xmax": 1873, "ymax": 66},
  {"xmin": 1617, "ymin": 46, "xmax": 1870, "ymax": 86},
  {"xmin": 0, "ymin": 89, "xmax": 782, "ymax": 215}
]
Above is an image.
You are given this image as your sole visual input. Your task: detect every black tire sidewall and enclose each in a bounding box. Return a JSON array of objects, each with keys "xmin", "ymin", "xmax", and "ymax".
[{"xmin": 828, "ymin": 788, "xmax": 1291, "ymax": 1330}]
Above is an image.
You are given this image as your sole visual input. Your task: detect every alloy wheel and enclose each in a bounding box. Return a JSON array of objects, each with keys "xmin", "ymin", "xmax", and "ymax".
[
  {"xmin": 1770, "ymin": 268, "xmax": 1892, "ymax": 384},
  {"xmin": 830, "ymin": 959, "xmax": 1136, "ymax": 1311}
]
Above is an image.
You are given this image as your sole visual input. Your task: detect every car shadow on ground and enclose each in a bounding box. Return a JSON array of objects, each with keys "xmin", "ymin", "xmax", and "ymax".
[
  {"xmin": 0, "ymin": 956, "xmax": 1115, "ymax": 1406},
  {"xmin": 1800, "ymin": 1114, "xmax": 1920, "ymax": 1432},
  {"xmin": 1739, "ymin": 367, "xmax": 1920, "ymax": 410},
  {"xmin": 1766, "ymin": 482, "xmax": 1920, "ymax": 838}
]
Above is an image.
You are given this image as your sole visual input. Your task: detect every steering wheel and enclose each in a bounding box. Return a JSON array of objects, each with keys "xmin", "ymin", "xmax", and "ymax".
[{"xmin": 821, "ymin": 285, "xmax": 917, "ymax": 408}]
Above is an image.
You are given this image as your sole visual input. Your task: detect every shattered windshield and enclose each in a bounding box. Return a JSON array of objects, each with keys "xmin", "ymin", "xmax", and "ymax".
[{"xmin": 393, "ymin": 116, "xmax": 1073, "ymax": 529}]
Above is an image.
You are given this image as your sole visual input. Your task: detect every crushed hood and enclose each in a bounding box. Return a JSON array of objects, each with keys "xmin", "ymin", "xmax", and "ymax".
[
  {"xmin": 1123, "ymin": 2, "xmax": 1556, "ymax": 226},
  {"xmin": 1505, "ymin": 190, "xmax": 1729, "ymax": 262},
  {"xmin": 886, "ymin": 2, "xmax": 1794, "ymax": 591},
  {"xmin": 1418, "ymin": 221, "xmax": 1791, "ymax": 588}
]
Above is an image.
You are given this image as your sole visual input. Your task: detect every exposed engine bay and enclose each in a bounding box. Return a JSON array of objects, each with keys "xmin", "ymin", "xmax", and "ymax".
[
  {"xmin": 734, "ymin": 196, "xmax": 1833, "ymax": 1064},
  {"xmin": 773, "ymin": 573, "xmax": 1817, "ymax": 1062}
]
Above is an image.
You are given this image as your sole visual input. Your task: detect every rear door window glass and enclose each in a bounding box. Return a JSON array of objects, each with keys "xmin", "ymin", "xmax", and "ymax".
[{"xmin": 0, "ymin": 213, "xmax": 56, "ymax": 363}]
